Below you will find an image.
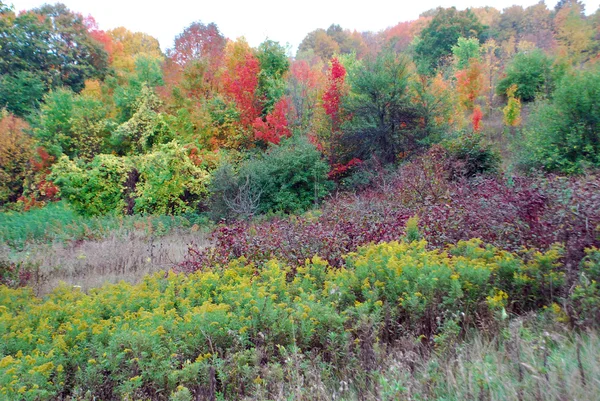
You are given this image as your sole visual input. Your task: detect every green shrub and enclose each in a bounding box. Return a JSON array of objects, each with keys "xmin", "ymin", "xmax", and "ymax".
[
  {"xmin": 443, "ymin": 131, "xmax": 500, "ymax": 177},
  {"xmin": 50, "ymin": 154, "xmax": 130, "ymax": 216},
  {"xmin": 496, "ymin": 49, "xmax": 560, "ymax": 102},
  {"xmin": 0, "ymin": 238, "xmax": 566, "ymax": 399},
  {"xmin": 50, "ymin": 142, "xmax": 210, "ymax": 216},
  {"xmin": 209, "ymin": 136, "xmax": 332, "ymax": 219},
  {"xmin": 133, "ymin": 142, "xmax": 209, "ymax": 215},
  {"xmin": 571, "ymin": 247, "xmax": 600, "ymax": 328},
  {"xmin": 517, "ymin": 68, "xmax": 600, "ymax": 173}
]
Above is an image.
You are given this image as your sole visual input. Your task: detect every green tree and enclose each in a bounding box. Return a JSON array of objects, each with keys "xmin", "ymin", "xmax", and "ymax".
[
  {"xmin": 496, "ymin": 49, "xmax": 557, "ymax": 102},
  {"xmin": 111, "ymin": 86, "xmax": 173, "ymax": 155},
  {"xmin": 0, "ymin": 71, "xmax": 46, "ymax": 117},
  {"xmin": 0, "ymin": 3, "xmax": 109, "ymax": 102},
  {"xmin": 34, "ymin": 88, "xmax": 113, "ymax": 159},
  {"xmin": 414, "ymin": 7, "xmax": 485, "ymax": 74},
  {"xmin": 342, "ymin": 50, "xmax": 422, "ymax": 163},
  {"xmin": 451, "ymin": 37, "xmax": 481, "ymax": 69},
  {"xmin": 519, "ymin": 68, "xmax": 600, "ymax": 173},
  {"xmin": 256, "ymin": 40, "xmax": 290, "ymax": 115}
]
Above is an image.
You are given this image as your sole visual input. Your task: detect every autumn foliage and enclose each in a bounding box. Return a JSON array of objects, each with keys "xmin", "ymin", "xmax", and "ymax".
[
  {"xmin": 253, "ymin": 97, "xmax": 291, "ymax": 145},
  {"xmin": 322, "ymin": 57, "xmax": 346, "ymax": 126},
  {"xmin": 222, "ymin": 52, "xmax": 262, "ymax": 127}
]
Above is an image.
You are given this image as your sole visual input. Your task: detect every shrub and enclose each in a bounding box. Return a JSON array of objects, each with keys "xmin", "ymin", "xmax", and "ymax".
[
  {"xmin": 183, "ymin": 153, "xmax": 600, "ymax": 273},
  {"xmin": 570, "ymin": 248, "xmax": 600, "ymax": 329},
  {"xmin": 496, "ymin": 49, "xmax": 557, "ymax": 102},
  {"xmin": 442, "ymin": 132, "xmax": 500, "ymax": 177},
  {"xmin": 0, "ymin": 239, "xmax": 564, "ymax": 399},
  {"xmin": 50, "ymin": 154, "xmax": 131, "ymax": 216},
  {"xmin": 133, "ymin": 142, "xmax": 209, "ymax": 215},
  {"xmin": 208, "ymin": 136, "xmax": 332, "ymax": 219},
  {"xmin": 50, "ymin": 142, "xmax": 210, "ymax": 216},
  {"xmin": 518, "ymin": 68, "xmax": 600, "ymax": 173}
]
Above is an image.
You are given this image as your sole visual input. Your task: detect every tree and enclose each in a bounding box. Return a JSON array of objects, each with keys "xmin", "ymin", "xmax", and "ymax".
[
  {"xmin": 253, "ymin": 97, "xmax": 291, "ymax": 145},
  {"xmin": 520, "ymin": 68, "xmax": 600, "ymax": 173},
  {"xmin": 108, "ymin": 27, "xmax": 163, "ymax": 72},
  {"xmin": 286, "ymin": 59, "xmax": 323, "ymax": 131},
  {"xmin": 503, "ymin": 84, "xmax": 522, "ymax": 128},
  {"xmin": 166, "ymin": 21, "xmax": 225, "ymax": 95},
  {"xmin": 496, "ymin": 49, "xmax": 556, "ymax": 102},
  {"xmin": 111, "ymin": 86, "xmax": 172, "ymax": 154},
  {"xmin": 456, "ymin": 60, "xmax": 483, "ymax": 111},
  {"xmin": 414, "ymin": 7, "xmax": 485, "ymax": 73},
  {"xmin": 0, "ymin": 3, "xmax": 109, "ymax": 113},
  {"xmin": 342, "ymin": 50, "xmax": 422, "ymax": 163},
  {"xmin": 555, "ymin": 1, "xmax": 594, "ymax": 62},
  {"xmin": 34, "ymin": 88, "xmax": 112, "ymax": 159},
  {"xmin": 222, "ymin": 49, "xmax": 262, "ymax": 129},
  {"xmin": 0, "ymin": 71, "xmax": 45, "ymax": 116},
  {"xmin": 452, "ymin": 37, "xmax": 481, "ymax": 69},
  {"xmin": 298, "ymin": 28, "xmax": 339, "ymax": 60},
  {"xmin": 322, "ymin": 57, "xmax": 347, "ymax": 164},
  {"xmin": 0, "ymin": 111, "xmax": 34, "ymax": 205},
  {"xmin": 256, "ymin": 40, "xmax": 290, "ymax": 115}
]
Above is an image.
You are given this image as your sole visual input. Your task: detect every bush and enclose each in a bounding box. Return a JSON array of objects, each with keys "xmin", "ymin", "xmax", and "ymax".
[
  {"xmin": 518, "ymin": 68, "xmax": 600, "ymax": 173},
  {"xmin": 0, "ymin": 239, "xmax": 565, "ymax": 399},
  {"xmin": 208, "ymin": 136, "xmax": 332, "ymax": 219},
  {"xmin": 50, "ymin": 142, "xmax": 210, "ymax": 216},
  {"xmin": 183, "ymin": 153, "xmax": 600, "ymax": 273},
  {"xmin": 496, "ymin": 49, "xmax": 559, "ymax": 102},
  {"xmin": 442, "ymin": 132, "xmax": 500, "ymax": 177}
]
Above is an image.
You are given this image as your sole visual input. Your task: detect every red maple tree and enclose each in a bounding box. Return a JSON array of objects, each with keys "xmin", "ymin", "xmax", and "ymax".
[
  {"xmin": 253, "ymin": 97, "xmax": 291, "ymax": 145},
  {"xmin": 223, "ymin": 52, "xmax": 262, "ymax": 127}
]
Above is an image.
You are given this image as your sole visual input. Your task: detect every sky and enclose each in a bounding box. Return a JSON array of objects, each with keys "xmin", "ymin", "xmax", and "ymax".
[{"xmin": 7, "ymin": 0, "xmax": 600, "ymax": 53}]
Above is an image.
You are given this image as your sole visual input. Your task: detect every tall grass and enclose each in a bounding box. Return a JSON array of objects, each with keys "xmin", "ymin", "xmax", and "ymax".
[{"xmin": 0, "ymin": 201, "xmax": 209, "ymax": 249}]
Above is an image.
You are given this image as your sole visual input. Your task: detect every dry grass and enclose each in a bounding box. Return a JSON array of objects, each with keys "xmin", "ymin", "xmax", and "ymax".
[
  {"xmin": 242, "ymin": 320, "xmax": 600, "ymax": 401},
  {"xmin": 5, "ymin": 229, "xmax": 209, "ymax": 295}
]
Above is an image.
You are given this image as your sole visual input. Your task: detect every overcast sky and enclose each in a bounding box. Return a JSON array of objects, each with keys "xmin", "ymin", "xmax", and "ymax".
[{"xmin": 7, "ymin": 0, "xmax": 600, "ymax": 52}]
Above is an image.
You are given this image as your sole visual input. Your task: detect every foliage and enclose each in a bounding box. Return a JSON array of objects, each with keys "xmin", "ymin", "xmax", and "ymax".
[
  {"xmin": 185, "ymin": 152, "xmax": 600, "ymax": 272},
  {"xmin": 342, "ymin": 50, "xmax": 423, "ymax": 163},
  {"xmin": 414, "ymin": 7, "xmax": 485, "ymax": 74},
  {"xmin": 222, "ymin": 48, "xmax": 261, "ymax": 131},
  {"xmin": 503, "ymin": 84, "xmax": 522, "ymax": 127},
  {"xmin": 571, "ymin": 247, "xmax": 600, "ymax": 329},
  {"xmin": 111, "ymin": 86, "xmax": 173, "ymax": 155},
  {"xmin": 0, "ymin": 238, "xmax": 567, "ymax": 399},
  {"xmin": 451, "ymin": 36, "xmax": 481, "ymax": 69},
  {"xmin": 442, "ymin": 131, "xmax": 500, "ymax": 176},
  {"xmin": 0, "ymin": 71, "xmax": 45, "ymax": 117},
  {"xmin": 256, "ymin": 40, "xmax": 290, "ymax": 115},
  {"xmin": 0, "ymin": 3, "xmax": 108, "ymax": 113},
  {"xmin": 253, "ymin": 97, "xmax": 291, "ymax": 145},
  {"xmin": 49, "ymin": 142, "xmax": 209, "ymax": 216},
  {"xmin": 518, "ymin": 67, "xmax": 600, "ymax": 173},
  {"xmin": 0, "ymin": 112, "xmax": 34, "ymax": 205},
  {"xmin": 209, "ymin": 136, "xmax": 331, "ymax": 219},
  {"xmin": 49, "ymin": 154, "xmax": 131, "ymax": 216},
  {"xmin": 496, "ymin": 49, "xmax": 557, "ymax": 102},
  {"xmin": 133, "ymin": 142, "xmax": 210, "ymax": 215},
  {"xmin": 33, "ymin": 88, "xmax": 113, "ymax": 159}
]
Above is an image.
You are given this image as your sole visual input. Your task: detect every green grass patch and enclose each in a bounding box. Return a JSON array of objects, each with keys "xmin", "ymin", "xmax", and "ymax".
[{"xmin": 0, "ymin": 202, "xmax": 209, "ymax": 249}]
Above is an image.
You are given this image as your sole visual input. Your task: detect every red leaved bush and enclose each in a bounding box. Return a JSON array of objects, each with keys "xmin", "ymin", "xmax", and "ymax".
[{"xmin": 180, "ymin": 147, "xmax": 600, "ymax": 275}]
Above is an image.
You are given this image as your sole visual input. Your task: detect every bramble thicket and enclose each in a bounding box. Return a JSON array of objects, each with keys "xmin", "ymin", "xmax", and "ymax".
[{"xmin": 2, "ymin": 1, "xmax": 600, "ymax": 400}]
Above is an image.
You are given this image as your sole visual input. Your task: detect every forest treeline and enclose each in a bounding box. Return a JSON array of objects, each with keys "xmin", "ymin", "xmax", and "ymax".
[{"xmin": 1, "ymin": 0, "xmax": 600, "ymax": 218}]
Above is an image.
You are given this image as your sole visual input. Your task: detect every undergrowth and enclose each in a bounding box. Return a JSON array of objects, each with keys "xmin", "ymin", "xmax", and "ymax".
[{"xmin": 1, "ymin": 238, "xmax": 598, "ymax": 400}]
